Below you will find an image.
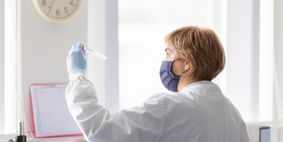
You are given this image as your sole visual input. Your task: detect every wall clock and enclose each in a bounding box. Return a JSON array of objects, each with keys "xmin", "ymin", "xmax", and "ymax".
[{"xmin": 32, "ymin": 0, "xmax": 83, "ymax": 23}]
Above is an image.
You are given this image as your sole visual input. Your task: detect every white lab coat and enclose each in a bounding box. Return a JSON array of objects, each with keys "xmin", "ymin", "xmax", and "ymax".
[{"xmin": 65, "ymin": 69, "xmax": 250, "ymax": 142}]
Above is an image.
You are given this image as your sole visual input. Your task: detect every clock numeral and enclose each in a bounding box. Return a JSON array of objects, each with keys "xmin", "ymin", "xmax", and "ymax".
[
  {"xmin": 69, "ymin": 0, "xmax": 73, "ymax": 6},
  {"xmin": 64, "ymin": 7, "xmax": 68, "ymax": 13},
  {"xmin": 56, "ymin": 9, "xmax": 60, "ymax": 16},
  {"xmin": 48, "ymin": 6, "xmax": 52, "ymax": 13},
  {"xmin": 42, "ymin": 0, "xmax": 46, "ymax": 6}
]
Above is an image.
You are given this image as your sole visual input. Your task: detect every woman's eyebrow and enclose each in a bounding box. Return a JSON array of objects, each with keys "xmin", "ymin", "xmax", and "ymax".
[{"xmin": 165, "ymin": 48, "xmax": 171, "ymax": 52}]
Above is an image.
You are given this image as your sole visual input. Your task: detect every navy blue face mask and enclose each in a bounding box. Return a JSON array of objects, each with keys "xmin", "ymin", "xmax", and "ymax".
[{"xmin": 159, "ymin": 59, "xmax": 182, "ymax": 92}]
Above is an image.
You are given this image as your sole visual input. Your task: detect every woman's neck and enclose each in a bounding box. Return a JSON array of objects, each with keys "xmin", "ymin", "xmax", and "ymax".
[{"xmin": 177, "ymin": 75, "xmax": 201, "ymax": 92}]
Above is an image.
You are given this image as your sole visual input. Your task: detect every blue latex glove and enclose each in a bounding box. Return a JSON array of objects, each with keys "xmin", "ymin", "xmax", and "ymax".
[{"xmin": 66, "ymin": 42, "xmax": 87, "ymax": 73}]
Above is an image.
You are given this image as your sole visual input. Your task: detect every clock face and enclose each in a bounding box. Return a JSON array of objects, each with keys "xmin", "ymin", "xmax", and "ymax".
[{"xmin": 32, "ymin": 0, "xmax": 82, "ymax": 23}]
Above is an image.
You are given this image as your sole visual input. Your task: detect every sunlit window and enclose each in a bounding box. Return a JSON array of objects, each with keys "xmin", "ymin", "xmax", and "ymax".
[
  {"xmin": 3, "ymin": 0, "xmax": 17, "ymax": 134},
  {"xmin": 118, "ymin": 0, "xmax": 208, "ymax": 110},
  {"xmin": 118, "ymin": 0, "xmax": 274, "ymax": 122}
]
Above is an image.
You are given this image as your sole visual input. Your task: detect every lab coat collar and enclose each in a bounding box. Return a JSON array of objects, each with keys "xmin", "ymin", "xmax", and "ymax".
[{"xmin": 180, "ymin": 80, "xmax": 215, "ymax": 93}]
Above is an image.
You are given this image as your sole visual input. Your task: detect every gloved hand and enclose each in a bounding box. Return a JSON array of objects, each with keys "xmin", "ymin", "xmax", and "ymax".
[{"xmin": 66, "ymin": 41, "xmax": 87, "ymax": 74}]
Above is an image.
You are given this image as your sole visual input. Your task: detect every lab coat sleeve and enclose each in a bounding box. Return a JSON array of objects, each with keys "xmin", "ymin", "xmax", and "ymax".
[
  {"xmin": 65, "ymin": 69, "xmax": 166, "ymax": 142},
  {"xmin": 240, "ymin": 121, "xmax": 250, "ymax": 142}
]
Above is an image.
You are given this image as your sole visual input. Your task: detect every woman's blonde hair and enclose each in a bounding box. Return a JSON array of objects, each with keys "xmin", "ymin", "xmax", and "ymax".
[{"xmin": 164, "ymin": 26, "xmax": 226, "ymax": 81}]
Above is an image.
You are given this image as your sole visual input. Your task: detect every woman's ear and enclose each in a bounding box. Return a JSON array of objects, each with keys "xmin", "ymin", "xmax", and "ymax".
[{"xmin": 184, "ymin": 61, "xmax": 191, "ymax": 72}]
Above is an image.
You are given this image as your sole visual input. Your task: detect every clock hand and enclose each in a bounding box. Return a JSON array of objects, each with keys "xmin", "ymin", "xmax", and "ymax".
[{"xmin": 50, "ymin": 0, "xmax": 56, "ymax": 7}]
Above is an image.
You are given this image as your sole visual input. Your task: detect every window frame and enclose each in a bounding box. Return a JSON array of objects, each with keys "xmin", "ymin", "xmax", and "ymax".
[
  {"xmin": 273, "ymin": 0, "xmax": 283, "ymax": 121},
  {"xmin": 105, "ymin": 0, "xmax": 119, "ymax": 112},
  {"xmin": 250, "ymin": 0, "xmax": 260, "ymax": 121},
  {"xmin": 0, "ymin": 0, "xmax": 5, "ymax": 134},
  {"xmin": 87, "ymin": 0, "xmax": 119, "ymax": 112}
]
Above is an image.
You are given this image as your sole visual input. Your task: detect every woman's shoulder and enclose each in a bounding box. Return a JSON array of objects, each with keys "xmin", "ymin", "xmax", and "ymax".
[
  {"xmin": 148, "ymin": 92, "xmax": 194, "ymax": 107},
  {"xmin": 149, "ymin": 92, "xmax": 180, "ymax": 100}
]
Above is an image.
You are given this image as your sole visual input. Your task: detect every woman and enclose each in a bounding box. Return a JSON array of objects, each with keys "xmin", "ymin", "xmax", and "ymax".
[{"xmin": 66, "ymin": 26, "xmax": 250, "ymax": 142}]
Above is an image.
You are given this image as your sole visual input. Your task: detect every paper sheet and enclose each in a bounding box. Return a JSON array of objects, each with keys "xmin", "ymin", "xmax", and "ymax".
[{"xmin": 30, "ymin": 84, "xmax": 81, "ymax": 137}]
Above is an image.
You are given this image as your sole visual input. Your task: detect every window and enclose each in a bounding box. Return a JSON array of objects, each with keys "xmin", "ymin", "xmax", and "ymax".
[
  {"xmin": 258, "ymin": 0, "xmax": 274, "ymax": 121},
  {"xmin": 118, "ymin": 0, "xmax": 277, "ymax": 122},
  {"xmin": 0, "ymin": 0, "xmax": 17, "ymax": 135},
  {"xmin": 118, "ymin": 0, "xmax": 208, "ymax": 110}
]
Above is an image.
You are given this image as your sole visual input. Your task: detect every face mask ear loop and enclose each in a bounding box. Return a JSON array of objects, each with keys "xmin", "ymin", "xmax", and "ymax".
[
  {"xmin": 170, "ymin": 58, "xmax": 181, "ymax": 75},
  {"xmin": 180, "ymin": 69, "xmax": 189, "ymax": 77},
  {"xmin": 172, "ymin": 58, "xmax": 181, "ymax": 62},
  {"xmin": 172, "ymin": 58, "xmax": 187, "ymax": 77}
]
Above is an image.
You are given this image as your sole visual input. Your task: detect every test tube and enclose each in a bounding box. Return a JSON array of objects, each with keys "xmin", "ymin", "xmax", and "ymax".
[{"xmin": 82, "ymin": 45, "xmax": 107, "ymax": 60}]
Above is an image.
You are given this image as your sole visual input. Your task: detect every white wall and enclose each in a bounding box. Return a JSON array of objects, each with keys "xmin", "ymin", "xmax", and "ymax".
[{"xmin": 20, "ymin": 0, "xmax": 88, "ymax": 133}]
